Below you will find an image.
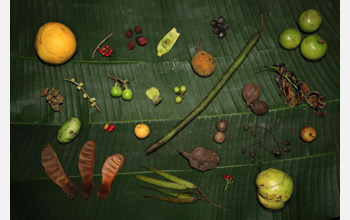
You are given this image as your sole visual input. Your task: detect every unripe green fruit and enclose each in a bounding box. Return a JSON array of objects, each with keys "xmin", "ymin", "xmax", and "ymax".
[
  {"xmin": 279, "ymin": 28, "xmax": 302, "ymax": 50},
  {"xmin": 300, "ymin": 34, "xmax": 327, "ymax": 61},
  {"xmin": 110, "ymin": 86, "xmax": 122, "ymax": 97},
  {"xmin": 122, "ymin": 89, "xmax": 133, "ymax": 101},
  {"xmin": 256, "ymin": 168, "xmax": 293, "ymax": 210},
  {"xmin": 57, "ymin": 117, "xmax": 81, "ymax": 144},
  {"xmin": 298, "ymin": 9, "xmax": 322, "ymax": 33}
]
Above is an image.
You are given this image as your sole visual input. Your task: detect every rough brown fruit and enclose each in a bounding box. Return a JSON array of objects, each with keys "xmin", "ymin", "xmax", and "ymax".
[
  {"xmin": 250, "ymin": 100, "xmax": 269, "ymax": 115},
  {"xmin": 191, "ymin": 38, "xmax": 215, "ymax": 77},
  {"xmin": 214, "ymin": 131, "xmax": 226, "ymax": 144},
  {"xmin": 242, "ymin": 83, "xmax": 260, "ymax": 106},
  {"xmin": 180, "ymin": 147, "xmax": 219, "ymax": 172},
  {"xmin": 216, "ymin": 120, "xmax": 228, "ymax": 132}
]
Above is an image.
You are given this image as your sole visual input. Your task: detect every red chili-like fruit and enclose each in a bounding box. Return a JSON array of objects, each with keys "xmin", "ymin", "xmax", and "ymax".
[
  {"xmin": 134, "ymin": 26, "xmax": 142, "ymax": 34},
  {"xmin": 125, "ymin": 29, "xmax": 133, "ymax": 38},
  {"xmin": 108, "ymin": 125, "xmax": 115, "ymax": 132},
  {"xmin": 128, "ymin": 41, "xmax": 136, "ymax": 50},
  {"xmin": 136, "ymin": 36, "xmax": 147, "ymax": 46}
]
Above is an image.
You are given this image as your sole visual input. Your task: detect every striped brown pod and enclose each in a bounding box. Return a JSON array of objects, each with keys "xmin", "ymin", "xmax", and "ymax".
[
  {"xmin": 78, "ymin": 140, "xmax": 96, "ymax": 199},
  {"xmin": 97, "ymin": 154, "xmax": 125, "ymax": 200},
  {"xmin": 41, "ymin": 143, "xmax": 78, "ymax": 199}
]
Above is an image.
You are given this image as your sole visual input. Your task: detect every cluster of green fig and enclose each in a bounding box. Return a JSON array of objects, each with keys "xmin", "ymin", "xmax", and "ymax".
[
  {"xmin": 279, "ymin": 9, "xmax": 327, "ymax": 61},
  {"xmin": 173, "ymin": 85, "xmax": 187, "ymax": 103}
]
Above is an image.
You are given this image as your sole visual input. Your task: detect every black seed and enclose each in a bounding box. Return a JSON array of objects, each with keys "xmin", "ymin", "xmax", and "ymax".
[
  {"xmin": 251, "ymin": 130, "xmax": 256, "ymax": 137},
  {"xmin": 222, "ymin": 21, "xmax": 229, "ymax": 30},
  {"xmin": 210, "ymin": 20, "xmax": 218, "ymax": 27},
  {"xmin": 243, "ymin": 125, "xmax": 250, "ymax": 131},
  {"xmin": 217, "ymin": 16, "xmax": 225, "ymax": 24},
  {"xmin": 218, "ymin": 30, "xmax": 226, "ymax": 39},
  {"xmin": 213, "ymin": 26, "xmax": 221, "ymax": 34}
]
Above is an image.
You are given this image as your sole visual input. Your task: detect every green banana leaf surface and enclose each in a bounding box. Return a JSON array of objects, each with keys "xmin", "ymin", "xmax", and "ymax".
[{"xmin": 10, "ymin": 0, "xmax": 340, "ymax": 219}]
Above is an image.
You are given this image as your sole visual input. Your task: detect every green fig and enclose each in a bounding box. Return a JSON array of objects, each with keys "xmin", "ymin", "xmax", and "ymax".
[{"xmin": 57, "ymin": 117, "xmax": 81, "ymax": 144}]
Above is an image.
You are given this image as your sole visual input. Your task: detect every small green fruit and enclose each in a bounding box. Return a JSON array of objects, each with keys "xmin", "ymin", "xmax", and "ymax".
[
  {"xmin": 122, "ymin": 89, "xmax": 133, "ymax": 101},
  {"xmin": 298, "ymin": 9, "xmax": 322, "ymax": 33},
  {"xmin": 175, "ymin": 96, "xmax": 182, "ymax": 103},
  {"xmin": 279, "ymin": 28, "xmax": 302, "ymax": 50},
  {"xmin": 110, "ymin": 86, "xmax": 122, "ymax": 97},
  {"xmin": 256, "ymin": 168, "xmax": 293, "ymax": 210},
  {"xmin": 180, "ymin": 85, "xmax": 187, "ymax": 93},
  {"xmin": 57, "ymin": 117, "xmax": 81, "ymax": 144},
  {"xmin": 174, "ymin": 86, "xmax": 180, "ymax": 94},
  {"xmin": 300, "ymin": 34, "xmax": 327, "ymax": 61}
]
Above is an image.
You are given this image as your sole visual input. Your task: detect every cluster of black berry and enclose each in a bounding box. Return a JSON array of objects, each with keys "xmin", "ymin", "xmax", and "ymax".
[{"xmin": 210, "ymin": 16, "xmax": 229, "ymax": 39}]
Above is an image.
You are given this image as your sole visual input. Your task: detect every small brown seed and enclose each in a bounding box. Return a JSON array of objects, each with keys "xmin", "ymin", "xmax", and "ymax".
[
  {"xmin": 243, "ymin": 125, "xmax": 249, "ymax": 131},
  {"xmin": 216, "ymin": 120, "xmax": 228, "ymax": 132},
  {"xmin": 242, "ymin": 83, "xmax": 260, "ymax": 107},
  {"xmin": 214, "ymin": 131, "xmax": 226, "ymax": 144},
  {"xmin": 250, "ymin": 151, "xmax": 255, "ymax": 157},
  {"xmin": 250, "ymin": 100, "xmax": 269, "ymax": 116},
  {"xmin": 251, "ymin": 130, "xmax": 256, "ymax": 137}
]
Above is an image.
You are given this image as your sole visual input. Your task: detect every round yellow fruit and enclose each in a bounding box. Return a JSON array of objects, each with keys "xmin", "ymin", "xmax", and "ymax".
[
  {"xmin": 35, "ymin": 22, "xmax": 77, "ymax": 64},
  {"xmin": 299, "ymin": 126, "xmax": 317, "ymax": 143},
  {"xmin": 134, "ymin": 123, "xmax": 150, "ymax": 139}
]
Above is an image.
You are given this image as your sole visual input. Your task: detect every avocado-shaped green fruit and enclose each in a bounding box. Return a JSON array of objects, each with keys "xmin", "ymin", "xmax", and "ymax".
[
  {"xmin": 256, "ymin": 168, "xmax": 293, "ymax": 210},
  {"xmin": 57, "ymin": 117, "xmax": 81, "ymax": 144}
]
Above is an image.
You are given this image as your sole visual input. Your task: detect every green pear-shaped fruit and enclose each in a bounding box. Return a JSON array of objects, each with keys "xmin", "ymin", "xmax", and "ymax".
[{"xmin": 57, "ymin": 117, "xmax": 81, "ymax": 144}]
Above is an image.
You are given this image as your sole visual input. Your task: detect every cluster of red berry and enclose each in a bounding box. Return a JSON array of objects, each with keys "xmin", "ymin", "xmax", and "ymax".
[
  {"xmin": 223, "ymin": 174, "xmax": 234, "ymax": 191},
  {"xmin": 223, "ymin": 174, "xmax": 233, "ymax": 180},
  {"xmin": 125, "ymin": 26, "xmax": 147, "ymax": 50},
  {"xmin": 98, "ymin": 45, "xmax": 113, "ymax": 57}
]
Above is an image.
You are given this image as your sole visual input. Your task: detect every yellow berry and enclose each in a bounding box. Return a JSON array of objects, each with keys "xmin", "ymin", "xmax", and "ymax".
[{"xmin": 134, "ymin": 123, "xmax": 150, "ymax": 139}]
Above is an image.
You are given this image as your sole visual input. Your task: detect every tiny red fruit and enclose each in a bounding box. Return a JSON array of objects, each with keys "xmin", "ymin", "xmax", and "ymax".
[
  {"xmin": 108, "ymin": 124, "xmax": 115, "ymax": 132},
  {"xmin": 125, "ymin": 29, "xmax": 133, "ymax": 38},
  {"xmin": 134, "ymin": 26, "xmax": 142, "ymax": 34},
  {"xmin": 128, "ymin": 41, "xmax": 136, "ymax": 50},
  {"xmin": 104, "ymin": 123, "xmax": 109, "ymax": 130},
  {"xmin": 136, "ymin": 36, "xmax": 147, "ymax": 46}
]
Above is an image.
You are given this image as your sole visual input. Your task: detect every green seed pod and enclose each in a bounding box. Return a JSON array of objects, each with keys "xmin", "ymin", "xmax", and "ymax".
[
  {"xmin": 135, "ymin": 175, "xmax": 187, "ymax": 190},
  {"xmin": 146, "ymin": 87, "xmax": 162, "ymax": 105},
  {"xmin": 157, "ymin": 27, "xmax": 181, "ymax": 57},
  {"xmin": 57, "ymin": 117, "xmax": 81, "ymax": 144}
]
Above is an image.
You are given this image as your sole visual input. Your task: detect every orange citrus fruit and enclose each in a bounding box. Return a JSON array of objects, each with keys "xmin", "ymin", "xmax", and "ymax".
[
  {"xmin": 134, "ymin": 123, "xmax": 150, "ymax": 139},
  {"xmin": 35, "ymin": 22, "xmax": 77, "ymax": 64}
]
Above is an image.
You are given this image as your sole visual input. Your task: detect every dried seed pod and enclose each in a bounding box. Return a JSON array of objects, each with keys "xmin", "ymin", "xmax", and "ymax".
[
  {"xmin": 214, "ymin": 131, "xmax": 226, "ymax": 144},
  {"xmin": 41, "ymin": 143, "xmax": 78, "ymax": 199},
  {"xmin": 242, "ymin": 83, "xmax": 260, "ymax": 106},
  {"xmin": 41, "ymin": 88, "xmax": 49, "ymax": 96},
  {"xmin": 97, "ymin": 154, "xmax": 125, "ymax": 200},
  {"xmin": 216, "ymin": 120, "xmax": 228, "ymax": 132},
  {"xmin": 250, "ymin": 100, "xmax": 269, "ymax": 115},
  {"xmin": 180, "ymin": 147, "xmax": 219, "ymax": 172},
  {"xmin": 78, "ymin": 140, "xmax": 96, "ymax": 199}
]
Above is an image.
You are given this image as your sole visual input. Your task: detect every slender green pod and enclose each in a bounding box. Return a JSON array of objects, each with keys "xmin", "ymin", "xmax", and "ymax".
[
  {"xmin": 135, "ymin": 175, "xmax": 187, "ymax": 190},
  {"xmin": 143, "ymin": 195, "xmax": 198, "ymax": 204},
  {"xmin": 142, "ymin": 166, "xmax": 197, "ymax": 189},
  {"xmin": 141, "ymin": 185, "xmax": 193, "ymax": 199},
  {"xmin": 146, "ymin": 4, "xmax": 264, "ymax": 155}
]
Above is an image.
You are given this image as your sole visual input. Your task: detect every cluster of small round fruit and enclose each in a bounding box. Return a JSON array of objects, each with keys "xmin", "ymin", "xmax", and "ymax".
[
  {"xmin": 98, "ymin": 45, "xmax": 113, "ymax": 57},
  {"xmin": 210, "ymin": 16, "xmax": 229, "ymax": 39},
  {"xmin": 214, "ymin": 120, "xmax": 227, "ymax": 144},
  {"xmin": 125, "ymin": 26, "xmax": 147, "ymax": 50},
  {"xmin": 173, "ymin": 85, "xmax": 187, "ymax": 103},
  {"xmin": 70, "ymin": 78, "xmax": 98, "ymax": 107},
  {"xmin": 279, "ymin": 9, "xmax": 327, "ymax": 61},
  {"xmin": 110, "ymin": 83, "xmax": 133, "ymax": 101}
]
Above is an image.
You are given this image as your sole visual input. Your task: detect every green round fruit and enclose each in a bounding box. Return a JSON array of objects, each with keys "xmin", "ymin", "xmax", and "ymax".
[
  {"xmin": 174, "ymin": 86, "xmax": 180, "ymax": 94},
  {"xmin": 180, "ymin": 85, "xmax": 187, "ymax": 93},
  {"xmin": 57, "ymin": 117, "xmax": 81, "ymax": 144},
  {"xmin": 279, "ymin": 28, "xmax": 302, "ymax": 50},
  {"xmin": 298, "ymin": 9, "xmax": 322, "ymax": 33},
  {"xmin": 300, "ymin": 34, "xmax": 327, "ymax": 60},
  {"xmin": 256, "ymin": 168, "xmax": 293, "ymax": 210},
  {"xmin": 110, "ymin": 86, "xmax": 122, "ymax": 97},
  {"xmin": 175, "ymin": 96, "xmax": 182, "ymax": 103},
  {"xmin": 122, "ymin": 89, "xmax": 133, "ymax": 101}
]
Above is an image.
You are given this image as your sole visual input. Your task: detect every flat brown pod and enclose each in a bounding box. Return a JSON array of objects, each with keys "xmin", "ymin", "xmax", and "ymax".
[
  {"xmin": 78, "ymin": 140, "xmax": 96, "ymax": 199},
  {"xmin": 97, "ymin": 154, "xmax": 125, "ymax": 200},
  {"xmin": 41, "ymin": 143, "xmax": 78, "ymax": 199}
]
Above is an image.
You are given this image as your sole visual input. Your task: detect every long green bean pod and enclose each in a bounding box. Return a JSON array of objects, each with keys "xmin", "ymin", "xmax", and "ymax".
[
  {"xmin": 146, "ymin": 5, "xmax": 264, "ymax": 155},
  {"xmin": 135, "ymin": 175, "xmax": 187, "ymax": 190},
  {"xmin": 142, "ymin": 166, "xmax": 197, "ymax": 189},
  {"xmin": 143, "ymin": 195, "xmax": 199, "ymax": 204},
  {"xmin": 141, "ymin": 185, "xmax": 193, "ymax": 199}
]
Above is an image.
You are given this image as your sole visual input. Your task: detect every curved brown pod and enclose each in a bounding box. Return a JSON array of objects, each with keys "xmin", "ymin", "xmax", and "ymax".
[
  {"xmin": 78, "ymin": 140, "xmax": 96, "ymax": 199},
  {"xmin": 97, "ymin": 154, "xmax": 125, "ymax": 200},
  {"xmin": 41, "ymin": 143, "xmax": 78, "ymax": 199}
]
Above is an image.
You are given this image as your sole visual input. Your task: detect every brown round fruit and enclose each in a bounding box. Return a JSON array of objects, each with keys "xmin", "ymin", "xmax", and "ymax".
[
  {"xmin": 299, "ymin": 126, "xmax": 317, "ymax": 142},
  {"xmin": 242, "ymin": 83, "xmax": 260, "ymax": 106},
  {"xmin": 214, "ymin": 131, "xmax": 225, "ymax": 144},
  {"xmin": 250, "ymin": 100, "xmax": 269, "ymax": 116},
  {"xmin": 216, "ymin": 120, "xmax": 228, "ymax": 132},
  {"xmin": 191, "ymin": 51, "xmax": 215, "ymax": 77}
]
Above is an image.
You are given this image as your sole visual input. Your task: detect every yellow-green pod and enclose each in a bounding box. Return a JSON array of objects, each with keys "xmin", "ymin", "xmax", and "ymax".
[{"xmin": 157, "ymin": 27, "xmax": 180, "ymax": 57}]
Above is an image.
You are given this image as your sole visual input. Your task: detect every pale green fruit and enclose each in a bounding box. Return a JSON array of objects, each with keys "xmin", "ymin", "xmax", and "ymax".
[{"xmin": 57, "ymin": 117, "xmax": 81, "ymax": 144}]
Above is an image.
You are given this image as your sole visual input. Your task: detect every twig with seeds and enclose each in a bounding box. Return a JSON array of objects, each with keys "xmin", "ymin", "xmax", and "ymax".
[{"xmin": 92, "ymin": 33, "xmax": 114, "ymax": 58}]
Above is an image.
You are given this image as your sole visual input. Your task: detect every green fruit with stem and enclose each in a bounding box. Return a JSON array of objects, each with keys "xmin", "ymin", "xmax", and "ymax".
[
  {"xmin": 175, "ymin": 96, "xmax": 182, "ymax": 103},
  {"xmin": 122, "ymin": 88, "xmax": 133, "ymax": 101},
  {"xmin": 110, "ymin": 85, "xmax": 122, "ymax": 97},
  {"xmin": 174, "ymin": 86, "xmax": 180, "ymax": 94},
  {"xmin": 180, "ymin": 85, "xmax": 187, "ymax": 93},
  {"xmin": 298, "ymin": 9, "xmax": 322, "ymax": 33},
  {"xmin": 300, "ymin": 34, "xmax": 327, "ymax": 61},
  {"xmin": 279, "ymin": 28, "xmax": 301, "ymax": 50}
]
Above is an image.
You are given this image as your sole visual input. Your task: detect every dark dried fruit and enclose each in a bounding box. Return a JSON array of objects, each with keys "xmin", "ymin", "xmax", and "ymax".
[
  {"xmin": 180, "ymin": 147, "xmax": 219, "ymax": 172},
  {"xmin": 128, "ymin": 41, "xmax": 136, "ymax": 50},
  {"xmin": 243, "ymin": 125, "xmax": 250, "ymax": 131},
  {"xmin": 214, "ymin": 131, "xmax": 226, "ymax": 144},
  {"xmin": 250, "ymin": 100, "xmax": 269, "ymax": 115},
  {"xmin": 242, "ymin": 83, "xmax": 260, "ymax": 106},
  {"xmin": 41, "ymin": 87, "xmax": 64, "ymax": 112},
  {"xmin": 216, "ymin": 120, "xmax": 228, "ymax": 132},
  {"xmin": 125, "ymin": 29, "xmax": 133, "ymax": 38},
  {"xmin": 136, "ymin": 36, "xmax": 147, "ymax": 46},
  {"xmin": 210, "ymin": 20, "xmax": 218, "ymax": 27},
  {"xmin": 213, "ymin": 26, "xmax": 221, "ymax": 34},
  {"xmin": 134, "ymin": 26, "xmax": 142, "ymax": 34}
]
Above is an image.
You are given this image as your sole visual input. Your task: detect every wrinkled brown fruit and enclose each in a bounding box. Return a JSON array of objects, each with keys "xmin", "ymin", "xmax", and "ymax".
[
  {"xmin": 78, "ymin": 140, "xmax": 96, "ymax": 199},
  {"xmin": 242, "ymin": 83, "xmax": 260, "ymax": 106},
  {"xmin": 180, "ymin": 147, "xmax": 219, "ymax": 172},
  {"xmin": 250, "ymin": 100, "xmax": 269, "ymax": 115},
  {"xmin": 41, "ymin": 87, "xmax": 64, "ymax": 112},
  {"xmin": 97, "ymin": 154, "xmax": 125, "ymax": 200},
  {"xmin": 41, "ymin": 143, "xmax": 78, "ymax": 199}
]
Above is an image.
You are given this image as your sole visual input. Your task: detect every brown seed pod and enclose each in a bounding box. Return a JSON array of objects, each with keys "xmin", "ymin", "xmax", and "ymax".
[
  {"xmin": 180, "ymin": 147, "xmax": 219, "ymax": 172},
  {"xmin": 214, "ymin": 131, "xmax": 226, "ymax": 144},
  {"xmin": 250, "ymin": 100, "xmax": 269, "ymax": 115},
  {"xmin": 242, "ymin": 83, "xmax": 260, "ymax": 106},
  {"xmin": 79, "ymin": 140, "xmax": 96, "ymax": 199}
]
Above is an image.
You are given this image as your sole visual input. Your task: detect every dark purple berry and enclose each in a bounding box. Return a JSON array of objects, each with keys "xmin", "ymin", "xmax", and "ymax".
[
  {"xmin": 136, "ymin": 36, "xmax": 147, "ymax": 46},
  {"xmin": 134, "ymin": 26, "xmax": 142, "ymax": 34},
  {"xmin": 210, "ymin": 20, "xmax": 218, "ymax": 27},
  {"xmin": 218, "ymin": 30, "xmax": 227, "ymax": 39},
  {"xmin": 213, "ymin": 26, "xmax": 221, "ymax": 34},
  {"xmin": 217, "ymin": 16, "xmax": 225, "ymax": 24},
  {"xmin": 125, "ymin": 29, "xmax": 133, "ymax": 38},
  {"xmin": 222, "ymin": 21, "xmax": 229, "ymax": 30},
  {"xmin": 128, "ymin": 41, "xmax": 136, "ymax": 50}
]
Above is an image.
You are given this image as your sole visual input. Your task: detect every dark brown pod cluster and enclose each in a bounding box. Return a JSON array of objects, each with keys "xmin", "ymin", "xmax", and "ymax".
[
  {"xmin": 41, "ymin": 88, "xmax": 64, "ymax": 112},
  {"xmin": 250, "ymin": 100, "xmax": 269, "ymax": 115},
  {"xmin": 242, "ymin": 83, "xmax": 260, "ymax": 106},
  {"xmin": 180, "ymin": 147, "xmax": 219, "ymax": 172}
]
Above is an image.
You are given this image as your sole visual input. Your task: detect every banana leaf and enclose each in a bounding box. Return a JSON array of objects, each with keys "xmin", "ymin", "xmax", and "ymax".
[{"xmin": 10, "ymin": 0, "xmax": 340, "ymax": 219}]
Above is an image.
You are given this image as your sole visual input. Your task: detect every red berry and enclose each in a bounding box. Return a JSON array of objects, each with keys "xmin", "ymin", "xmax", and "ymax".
[
  {"xmin": 134, "ymin": 26, "xmax": 142, "ymax": 34},
  {"xmin": 223, "ymin": 176, "xmax": 227, "ymax": 180},
  {"xmin": 106, "ymin": 45, "xmax": 109, "ymax": 48},
  {"xmin": 108, "ymin": 124, "xmax": 115, "ymax": 132},
  {"xmin": 125, "ymin": 29, "xmax": 133, "ymax": 38},
  {"xmin": 128, "ymin": 41, "xmax": 136, "ymax": 50},
  {"xmin": 230, "ymin": 176, "xmax": 233, "ymax": 179},
  {"xmin": 110, "ymin": 49, "xmax": 113, "ymax": 53},
  {"xmin": 136, "ymin": 36, "xmax": 147, "ymax": 46}
]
